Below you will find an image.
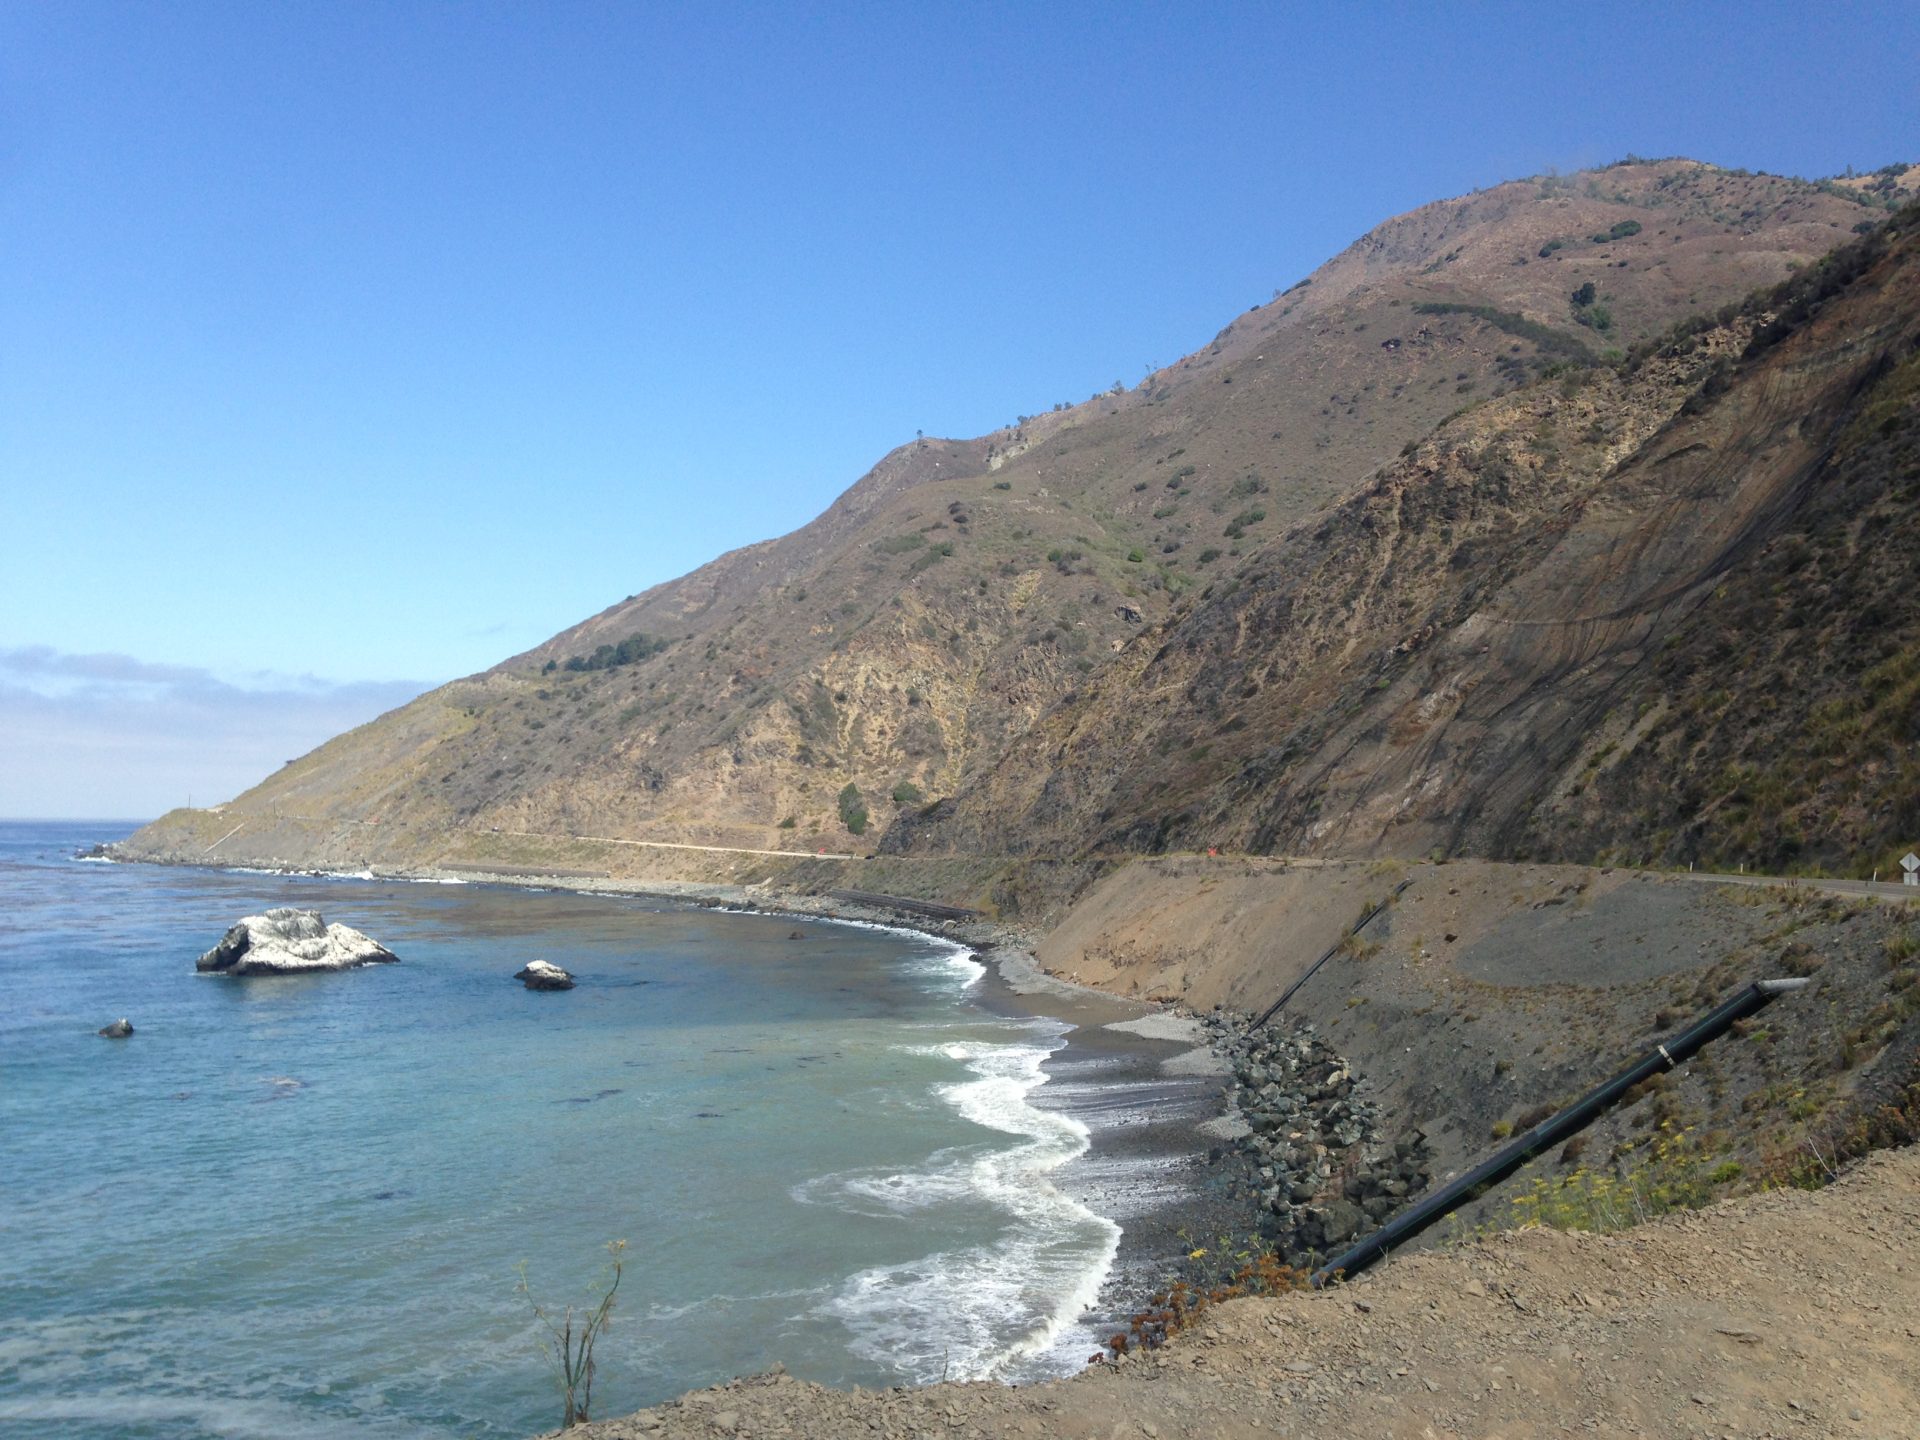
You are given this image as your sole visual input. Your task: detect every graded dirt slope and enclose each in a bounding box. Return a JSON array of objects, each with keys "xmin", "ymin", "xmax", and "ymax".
[
  {"xmin": 1037, "ymin": 857, "xmax": 1920, "ymax": 1202},
  {"xmin": 556, "ymin": 1145, "xmax": 1920, "ymax": 1439}
]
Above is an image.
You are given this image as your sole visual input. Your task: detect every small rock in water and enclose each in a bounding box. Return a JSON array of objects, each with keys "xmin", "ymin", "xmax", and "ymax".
[
  {"xmin": 98, "ymin": 1018, "xmax": 134, "ymax": 1038},
  {"xmin": 515, "ymin": 959, "xmax": 576, "ymax": 990}
]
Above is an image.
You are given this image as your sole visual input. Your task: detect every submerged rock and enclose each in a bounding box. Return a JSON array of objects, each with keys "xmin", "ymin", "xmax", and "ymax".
[
  {"xmin": 196, "ymin": 908, "xmax": 399, "ymax": 975},
  {"xmin": 98, "ymin": 1018, "xmax": 134, "ymax": 1038},
  {"xmin": 515, "ymin": 960, "xmax": 576, "ymax": 991}
]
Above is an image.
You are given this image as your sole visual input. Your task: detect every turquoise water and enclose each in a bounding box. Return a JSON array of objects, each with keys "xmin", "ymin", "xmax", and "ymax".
[{"xmin": 0, "ymin": 822, "xmax": 1118, "ymax": 1438}]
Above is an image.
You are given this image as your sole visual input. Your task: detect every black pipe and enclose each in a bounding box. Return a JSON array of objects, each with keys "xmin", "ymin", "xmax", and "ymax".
[
  {"xmin": 1248, "ymin": 878, "xmax": 1413, "ymax": 1033},
  {"xmin": 1311, "ymin": 976, "xmax": 1810, "ymax": 1286}
]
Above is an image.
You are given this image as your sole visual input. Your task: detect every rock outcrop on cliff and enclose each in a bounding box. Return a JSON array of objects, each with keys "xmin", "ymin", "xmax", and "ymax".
[{"xmin": 195, "ymin": 909, "xmax": 399, "ymax": 975}]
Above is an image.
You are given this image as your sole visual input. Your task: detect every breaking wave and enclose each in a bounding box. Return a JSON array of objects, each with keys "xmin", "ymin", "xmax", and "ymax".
[{"xmin": 802, "ymin": 1022, "xmax": 1120, "ymax": 1382}]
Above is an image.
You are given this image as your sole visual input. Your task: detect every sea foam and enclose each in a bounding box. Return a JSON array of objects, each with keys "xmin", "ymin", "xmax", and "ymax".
[{"xmin": 808, "ymin": 1022, "xmax": 1121, "ymax": 1382}]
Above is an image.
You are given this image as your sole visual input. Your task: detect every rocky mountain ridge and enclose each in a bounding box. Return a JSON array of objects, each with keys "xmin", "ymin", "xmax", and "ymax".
[
  {"xmin": 118, "ymin": 159, "xmax": 1918, "ymax": 891},
  {"xmin": 901, "ymin": 199, "xmax": 1920, "ymax": 888}
]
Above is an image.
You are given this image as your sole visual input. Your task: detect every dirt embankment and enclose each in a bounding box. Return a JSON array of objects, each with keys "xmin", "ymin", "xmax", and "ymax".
[
  {"xmin": 553, "ymin": 855, "xmax": 1919, "ymax": 1439},
  {"xmin": 558, "ymin": 1145, "xmax": 1920, "ymax": 1439},
  {"xmin": 1041, "ymin": 857, "xmax": 1920, "ymax": 1199}
]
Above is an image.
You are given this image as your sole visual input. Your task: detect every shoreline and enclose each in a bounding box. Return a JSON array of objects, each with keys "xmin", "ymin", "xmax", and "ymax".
[
  {"xmin": 92, "ymin": 848, "xmax": 1246, "ymax": 1391},
  {"xmin": 78, "ymin": 837, "xmax": 1920, "ymax": 1437},
  {"xmin": 356, "ymin": 860, "xmax": 1257, "ymax": 1381},
  {"xmin": 71, "ymin": 833, "xmax": 1920, "ymax": 1440}
]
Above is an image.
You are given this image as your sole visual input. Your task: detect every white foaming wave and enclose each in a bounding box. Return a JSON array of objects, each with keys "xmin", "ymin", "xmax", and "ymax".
[
  {"xmin": 816, "ymin": 1023, "xmax": 1121, "ymax": 1383},
  {"xmin": 0, "ymin": 1393, "xmax": 427, "ymax": 1439},
  {"xmin": 792, "ymin": 1148, "xmax": 984, "ymax": 1217},
  {"xmin": 945, "ymin": 949, "xmax": 987, "ymax": 988},
  {"xmin": 0, "ymin": 1314, "xmax": 429, "ymax": 1439},
  {"xmin": 733, "ymin": 907, "xmax": 986, "ymax": 990}
]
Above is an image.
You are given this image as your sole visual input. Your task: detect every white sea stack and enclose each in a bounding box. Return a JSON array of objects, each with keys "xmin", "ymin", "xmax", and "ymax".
[
  {"xmin": 514, "ymin": 960, "xmax": 575, "ymax": 991},
  {"xmin": 196, "ymin": 908, "xmax": 399, "ymax": 975}
]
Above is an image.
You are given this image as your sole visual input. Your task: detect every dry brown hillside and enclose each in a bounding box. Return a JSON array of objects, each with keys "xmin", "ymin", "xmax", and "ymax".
[
  {"xmin": 117, "ymin": 160, "xmax": 1914, "ymax": 877},
  {"xmin": 899, "ymin": 199, "xmax": 1920, "ymax": 890}
]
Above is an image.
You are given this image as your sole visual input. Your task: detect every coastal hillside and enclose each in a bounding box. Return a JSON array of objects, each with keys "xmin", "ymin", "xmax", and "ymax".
[
  {"xmin": 901, "ymin": 198, "xmax": 1920, "ymax": 888},
  {"xmin": 117, "ymin": 160, "xmax": 1916, "ymax": 879}
]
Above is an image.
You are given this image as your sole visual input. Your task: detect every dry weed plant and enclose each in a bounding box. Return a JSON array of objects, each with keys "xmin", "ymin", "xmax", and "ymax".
[
  {"xmin": 1098, "ymin": 1246, "xmax": 1310, "ymax": 1360},
  {"xmin": 519, "ymin": 1239, "xmax": 627, "ymax": 1428}
]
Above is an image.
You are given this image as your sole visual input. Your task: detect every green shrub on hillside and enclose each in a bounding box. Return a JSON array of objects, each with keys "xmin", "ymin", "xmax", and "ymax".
[
  {"xmin": 1589, "ymin": 219, "xmax": 1643, "ymax": 243},
  {"xmin": 907, "ymin": 541, "xmax": 954, "ymax": 575},
  {"xmin": 1412, "ymin": 302, "xmax": 1597, "ymax": 362},
  {"xmin": 838, "ymin": 783, "xmax": 869, "ymax": 835},
  {"xmin": 1223, "ymin": 508, "xmax": 1267, "ymax": 539},
  {"xmin": 556, "ymin": 632, "xmax": 671, "ymax": 674}
]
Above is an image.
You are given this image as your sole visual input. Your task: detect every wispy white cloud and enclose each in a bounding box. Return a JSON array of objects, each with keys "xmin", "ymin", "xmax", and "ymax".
[
  {"xmin": 0, "ymin": 646, "xmax": 437, "ymax": 818},
  {"xmin": 0, "ymin": 644, "xmax": 211, "ymax": 687}
]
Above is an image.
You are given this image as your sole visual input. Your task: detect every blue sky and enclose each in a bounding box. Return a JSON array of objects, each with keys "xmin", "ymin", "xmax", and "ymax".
[{"xmin": 3, "ymin": 2, "xmax": 1916, "ymax": 816}]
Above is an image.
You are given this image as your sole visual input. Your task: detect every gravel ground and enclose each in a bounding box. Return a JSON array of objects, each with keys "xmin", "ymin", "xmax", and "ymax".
[{"xmin": 552, "ymin": 1145, "xmax": 1920, "ymax": 1439}]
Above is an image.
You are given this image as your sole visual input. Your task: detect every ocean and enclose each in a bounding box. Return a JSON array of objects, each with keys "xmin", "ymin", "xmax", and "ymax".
[{"xmin": 0, "ymin": 820, "xmax": 1202, "ymax": 1439}]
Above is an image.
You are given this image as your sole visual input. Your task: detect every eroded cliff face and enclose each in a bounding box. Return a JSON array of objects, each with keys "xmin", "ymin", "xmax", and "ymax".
[
  {"xmin": 117, "ymin": 163, "xmax": 1916, "ymax": 882},
  {"xmin": 899, "ymin": 207, "xmax": 1920, "ymax": 882}
]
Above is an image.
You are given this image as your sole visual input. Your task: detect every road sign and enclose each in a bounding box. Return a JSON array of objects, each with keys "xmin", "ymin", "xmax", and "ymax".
[{"xmin": 1903, "ymin": 852, "xmax": 1919, "ymax": 886}]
